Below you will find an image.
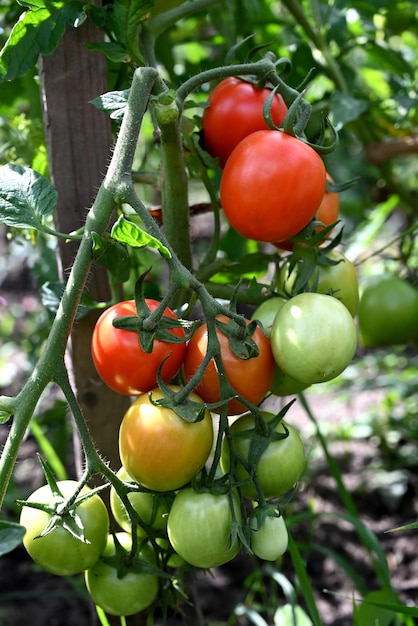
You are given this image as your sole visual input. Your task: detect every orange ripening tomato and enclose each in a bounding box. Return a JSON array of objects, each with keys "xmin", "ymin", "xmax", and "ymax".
[
  {"xmin": 91, "ymin": 299, "xmax": 186, "ymax": 396},
  {"xmin": 275, "ymin": 173, "xmax": 339, "ymax": 251},
  {"xmin": 220, "ymin": 130, "xmax": 326, "ymax": 243},
  {"xmin": 202, "ymin": 77, "xmax": 288, "ymax": 168},
  {"xmin": 183, "ymin": 316, "xmax": 275, "ymax": 415},
  {"xmin": 119, "ymin": 386, "xmax": 214, "ymax": 492}
]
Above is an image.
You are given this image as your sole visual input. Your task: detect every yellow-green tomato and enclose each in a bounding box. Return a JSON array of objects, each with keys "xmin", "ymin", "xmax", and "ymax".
[
  {"xmin": 110, "ymin": 467, "xmax": 170, "ymax": 533},
  {"xmin": 278, "ymin": 251, "xmax": 359, "ymax": 317},
  {"xmin": 250, "ymin": 512, "xmax": 288, "ymax": 561},
  {"xmin": 221, "ymin": 412, "xmax": 306, "ymax": 500},
  {"xmin": 167, "ymin": 488, "xmax": 241, "ymax": 568},
  {"xmin": 271, "ymin": 292, "xmax": 357, "ymax": 385},
  {"xmin": 20, "ymin": 480, "xmax": 109, "ymax": 576},
  {"xmin": 85, "ymin": 532, "xmax": 159, "ymax": 617}
]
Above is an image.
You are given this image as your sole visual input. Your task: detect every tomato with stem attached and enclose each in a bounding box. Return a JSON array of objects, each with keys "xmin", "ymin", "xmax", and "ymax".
[
  {"xmin": 221, "ymin": 412, "xmax": 306, "ymax": 500},
  {"xmin": 20, "ymin": 481, "xmax": 109, "ymax": 576},
  {"xmin": 220, "ymin": 130, "xmax": 326, "ymax": 243},
  {"xmin": 119, "ymin": 386, "xmax": 214, "ymax": 491},
  {"xmin": 183, "ymin": 316, "xmax": 275, "ymax": 415},
  {"xmin": 167, "ymin": 488, "xmax": 242, "ymax": 568},
  {"xmin": 202, "ymin": 77, "xmax": 288, "ymax": 167},
  {"xmin": 85, "ymin": 532, "xmax": 159, "ymax": 616},
  {"xmin": 91, "ymin": 299, "xmax": 186, "ymax": 396}
]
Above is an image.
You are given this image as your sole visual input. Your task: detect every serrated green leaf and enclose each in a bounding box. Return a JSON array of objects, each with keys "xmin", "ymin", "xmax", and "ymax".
[
  {"xmin": 106, "ymin": 0, "xmax": 153, "ymax": 65},
  {"xmin": 111, "ymin": 215, "xmax": 171, "ymax": 258},
  {"xmin": 0, "ymin": 164, "xmax": 57, "ymax": 231},
  {"xmin": 0, "ymin": 1, "xmax": 86, "ymax": 81},
  {"xmin": 0, "ymin": 521, "xmax": 26, "ymax": 557},
  {"xmin": 90, "ymin": 89, "xmax": 130, "ymax": 120},
  {"xmin": 86, "ymin": 41, "xmax": 131, "ymax": 64}
]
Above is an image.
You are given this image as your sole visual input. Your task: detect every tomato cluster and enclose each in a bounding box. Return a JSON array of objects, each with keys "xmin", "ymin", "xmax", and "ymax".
[
  {"xmin": 18, "ymin": 77, "xmax": 363, "ymax": 621},
  {"xmin": 202, "ymin": 77, "xmax": 338, "ymax": 245}
]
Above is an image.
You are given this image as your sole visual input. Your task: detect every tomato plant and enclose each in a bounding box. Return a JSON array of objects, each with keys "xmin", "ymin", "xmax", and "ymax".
[
  {"xmin": 19, "ymin": 481, "xmax": 109, "ymax": 576},
  {"xmin": 271, "ymin": 292, "xmax": 358, "ymax": 384},
  {"xmin": 110, "ymin": 467, "xmax": 170, "ymax": 533},
  {"xmin": 118, "ymin": 386, "xmax": 214, "ymax": 491},
  {"xmin": 221, "ymin": 413, "xmax": 306, "ymax": 499},
  {"xmin": 85, "ymin": 532, "xmax": 159, "ymax": 616},
  {"xmin": 358, "ymin": 276, "xmax": 418, "ymax": 348},
  {"xmin": 167, "ymin": 487, "xmax": 242, "ymax": 568},
  {"xmin": 202, "ymin": 77, "xmax": 288, "ymax": 168},
  {"xmin": 91, "ymin": 299, "xmax": 186, "ymax": 396},
  {"xmin": 250, "ymin": 509, "xmax": 288, "ymax": 561},
  {"xmin": 278, "ymin": 250, "xmax": 360, "ymax": 317},
  {"xmin": 219, "ymin": 130, "xmax": 326, "ymax": 243},
  {"xmin": 183, "ymin": 315, "xmax": 275, "ymax": 415}
]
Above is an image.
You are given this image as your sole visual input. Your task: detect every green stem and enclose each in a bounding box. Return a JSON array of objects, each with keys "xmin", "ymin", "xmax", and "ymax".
[
  {"xmin": 147, "ymin": 0, "xmax": 225, "ymax": 38},
  {"xmin": 0, "ymin": 67, "xmax": 158, "ymax": 510}
]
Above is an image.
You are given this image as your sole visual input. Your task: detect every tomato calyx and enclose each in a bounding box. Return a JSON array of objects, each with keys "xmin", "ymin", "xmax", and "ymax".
[
  {"xmin": 249, "ymin": 503, "xmax": 282, "ymax": 530},
  {"xmin": 148, "ymin": 379, "xmax": 209, "ymax": 424},
  {"xmin": 100, "ymin": 532, "xmax": 170, "ymax": 580},
  {"xmin": 215, "ymin": 317, "xmax": 261, "ymax": 360}
]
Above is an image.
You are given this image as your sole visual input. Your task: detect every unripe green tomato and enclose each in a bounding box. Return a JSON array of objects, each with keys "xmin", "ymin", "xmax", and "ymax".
[
  {"xmin": 110, "ymin": 467, "xmax": 170, "ymax": 534},
  {"xmin": 85, "ymin": 532, "xmax": 159, "ymax": 616},
  {"xmin": 252, "ymin": 298, "xmax": 309, "ymax": 396},
  {"xmin": 250, "ymin": 512, "xmax": 288, "ymax": 561},
  {"xmin": 271, "ymin": 292, "xmax": 357, "ymax": 385},
  {"xmin": 221, "ymin": 412, "xmax": 306, "ymax": 500},
  {"xmin": 278, "ymin": 251, "xmax": 359, "ymax": 317},
  {"xmin": 358, "ymin": 276, "xmax": 418, "ymax": 348}
]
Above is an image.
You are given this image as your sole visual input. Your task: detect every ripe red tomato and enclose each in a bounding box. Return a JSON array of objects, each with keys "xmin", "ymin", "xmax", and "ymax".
[
  {"xmin": 276, "ymin": 173, "xmax": 339, "ymax": 251},
  {"xmin": 220, "ymin": 130, "xmax": 326, "ymax": 243},
  {"xmin": 183, "ymin": 316, "xmax": 275, "ymax": 415},
  {"xmin": 167, "ymin": 487, "xmax": 242, "ymax": 568},
  {"xmin": 91, "ymin": 299, "xmax": 186, "ymax": 396},
  {"xmin": 20, "ymin": 481, "xmax": 109, "ymax": 576},
  {"xmin": 202, "ymin": 77, "xmax": 288, "ymax": 167},
  {"xmin": 119, "ymin": 386, "xmax": 214, "ymax": 491},
  {"xmin": 220, "ymin": 413, "xmax": 306, "ymax": 500},
  {"xmin": 85, "ymin": 532, "xmax": 159, "ymax": 616}
]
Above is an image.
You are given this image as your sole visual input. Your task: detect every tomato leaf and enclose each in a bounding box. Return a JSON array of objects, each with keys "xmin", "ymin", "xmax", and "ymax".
[
  {"xmin": 90, "ymin": 89, "xmax": 130, "ymax": 120},
  {"xmin": 0, "ymin": 164, "xmax": 57, "ymax": 231},
  {"xmin": 91, "ymin": 232, "xmax": 131, "ymax": 283},
  {"xmin": 0, "ymin": 1, "xmax": 87, "ymax": 82},
  {"xmin": 111, "ymin": 215, "xmax": 171, "ymax": 259},
  {"xmin": 40, "ymin": 281, "xmax": 97, "ymax": 319},
  {"xmin": 0, "ymin": 521, "xmax": 26, "ymax": 557}
]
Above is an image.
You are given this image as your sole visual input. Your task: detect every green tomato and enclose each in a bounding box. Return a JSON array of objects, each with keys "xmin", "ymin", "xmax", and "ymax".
[
  {"xmin": 221, "ymin": 412, "xmax": 306, "ymax": 500},
  {"xmin": 167, "ymin": 488, "xmax": 241, "ymax": 568},
  {"xmin": 110, "ymin": 467, "xmax": 170, "ymax": 534},
  {"xmin": 358, "ymin": 276, "xmax": 418, "ymax": 348},
  {"xmin": 252, "ymin": 298, "xmax": 309, "ymax": 396},
  {"xmin": 271, "ymin": 292, "xmax": 357, "ymax": 385},
  {"xmin": 250, "ymin": 511, "xmax": 288, "ymax": 561},
  {"xmin": 85, "ymin": 532, "xmax": 159, "ymax": 616},
  {"xmin": 20, "ymin": 480, "xmax": 109, "ymax": 576},
  {"xmin": 251, "ymin": 297, "xmax": 286, "ymax": 337},
  {"xmin": 278, "ymin": 251, "xmax": 359, "ymax": 317}
]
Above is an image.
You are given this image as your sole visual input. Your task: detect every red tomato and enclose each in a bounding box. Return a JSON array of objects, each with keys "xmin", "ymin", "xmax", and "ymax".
[
  {"xmin": 276, "ymin": 173, "xmax": 339, "ymax": 250},
  {"xmin": 183, "ymin": 316, "xmax": 275, "ymax": 415},
  {"xmin": 91, "ymin": 299, "xmax": 186, "ymax": 396},
  {"xmin": 119, "ymin": 386, "xmax": 214, "ymax": 491},
  {"xmin": 202, "ymin": 77, "xmax": 288, "ymax": 167},
  {"xmin": 220, "ymin": 130, "xmax": 326, "ymax": 243}
]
